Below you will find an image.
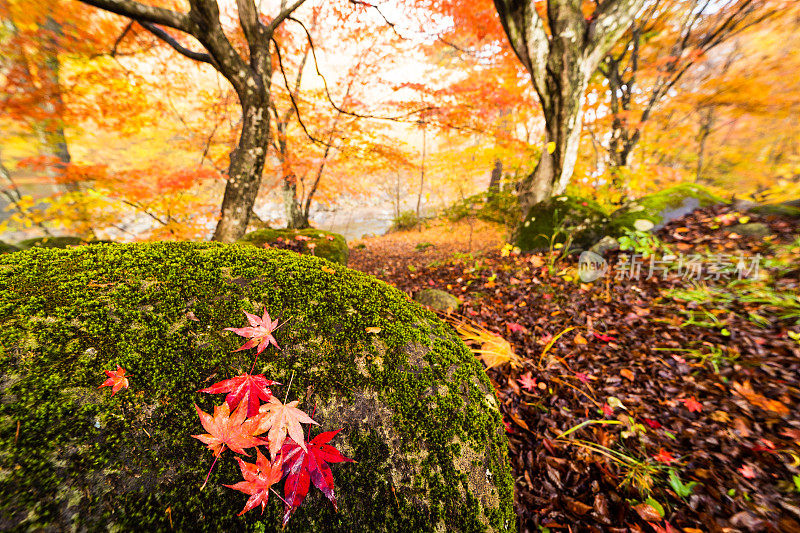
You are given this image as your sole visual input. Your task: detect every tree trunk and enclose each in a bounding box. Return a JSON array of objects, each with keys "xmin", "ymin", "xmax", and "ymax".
[
  {"xmin": 517, "ymin": 63, "xmax": 592, "ymax": 216},
  {"xmin": 695, "ymin": 107, "xmax": 714, "ymax": 183},
  {"xmin": 282, "ymin": 176, "xmax": 309, "ymax": 229},
  {"xmin": 488, "ymin": 158, "xmax": 502, "ymax": 194},
  {"xmin": 212, "ymin": 101, "xmax": 271, "ymax": 242}
]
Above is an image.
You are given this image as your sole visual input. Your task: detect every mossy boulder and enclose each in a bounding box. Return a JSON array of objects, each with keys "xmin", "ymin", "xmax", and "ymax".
[
  {"xmin": 516, "ymin": 195, "xmax": 609, "ymax": 251},
  {"xmin": 748, "ymin": 201, "xmax": 800, "ymax": 219},
  {"xmin": 17, "ymin": 235, "xmax": 87, "ymax": 250},
  {"xmin": 413, "ymin": 289, "xmax": 461, "ymax": 313},
  {"xmin": 725, "ymin": 222, "xmax": 772, "ymax": 238},
  {"xmin": 0, "ymin": 241, "xmax": 19, "ymax": 254},
  {"xmin": 609, "ymin": 183, "xmax": 723, "ymax": 235},
  {"xmin": 238, "ymin": 229, "xmax": 349, "ymax": 266},
  {"xmin": 0, "ymin": 242, "xmax": 514, "ymax": 532}
]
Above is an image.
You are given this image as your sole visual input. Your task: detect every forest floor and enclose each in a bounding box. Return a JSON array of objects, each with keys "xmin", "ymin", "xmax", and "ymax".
[{"xmin": 349, "ymin": 207, "xmax": 800, "ymax": 533}]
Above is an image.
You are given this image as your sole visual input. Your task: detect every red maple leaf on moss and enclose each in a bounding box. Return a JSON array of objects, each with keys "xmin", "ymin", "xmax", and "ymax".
[
  {"xmin": 224, "ymin": 448, "xmax": 285, "ymax": 515},
  {"xmin": 200, "ymin": 374, "xmax": 279, "ymax": 417},
  {"xmin": 192, "ymin": 402, "xmax": 263, "ymax": 457},
  {"xmin": 280, "ymin": 429, "xmax": 354, "ymax": 526},
  {"xmin": 250, "ymin": 397, "xmax": 318, "ymax": 458},
  {"xmin": 225, "ymin": 309, "xmax": 281, "ymax": 354},
  {"xmin": 99, "ymin": 365, "xmax": 129, "ymax": 396}
]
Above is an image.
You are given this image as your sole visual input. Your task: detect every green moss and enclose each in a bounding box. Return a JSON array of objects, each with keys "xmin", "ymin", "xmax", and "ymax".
[
  {"xmin": 444, "ymin": 191, "xmax": 519, "ymax": 228},
  {"xmin": 748, "ymin": 202, "xmax": 800, "ymax": 218},
  {"xmin": 609, "ymin": 183, "xmax": 724, "ymax": 235},
  {"xmin": 0, "ymin": 242, "xmax": 514, "ymax": 532},
  {"xmin": 515, "ymin": 195, "xmax": 608, "ymax": 251},
  {"xmin": 17, "ymin": 235, "xmax": 88, "ymax": 250},
  {"xmin": 238, "ymin": 229, "xmax": 349, "ymax": 266},
  {"xmin": 0, "ymin": 241, "xmax": 19, "ymax": 254}
]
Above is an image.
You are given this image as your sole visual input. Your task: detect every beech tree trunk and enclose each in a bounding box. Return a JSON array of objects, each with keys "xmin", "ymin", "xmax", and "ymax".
[
  {"xmin": 214, "ymin": 100, "xmax": 272, "ymax": 241},
  {"xmin": 492, "ymin": 0, "xmax": 646, "ymax": 220}
]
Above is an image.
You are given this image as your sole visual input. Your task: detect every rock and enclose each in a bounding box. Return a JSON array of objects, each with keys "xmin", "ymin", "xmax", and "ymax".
[
  {"xmin": 0, "ymin": 241, "xmax": 19, "ymax": 254},
  {"xmin": 609, "ymin": 183, "xmax": 724, "ymax": 235},
  {"xmin": 413, "ymin": 289, "xmax": 461, "ymax": 312},
  {"xmin": 0, "ymin": 243, "xmax": 513, "ymax": 532},
  {"xmin": 516, "ymin": 195, "xmax": 609, "ymax": 251},
  {"xmin": 17, "ymin": 235, "xmax": 87, "ymax": 249},
  {"xmin": 748, "ymin": 201, "xmax": 800, "ymax": 218},
  {"xmin": 725, "ymin": 222, "xmax": 772, "ymax": 238},
  {"xmin": 238, "ymin": 228, "xmax": 349, "ymax": 265},
  {"xmin": 589, "ymin": 236, "xmax": 620, "ymax": 256}
]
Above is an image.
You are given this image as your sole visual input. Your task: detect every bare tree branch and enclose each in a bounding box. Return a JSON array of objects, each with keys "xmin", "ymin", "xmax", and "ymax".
[
  {"xmin": 79, "ymin": 0, "xmax": 191, "ymax": 32},
  {"xmin": 139, "ymin": 22, "xmax": 215, "ymax": 65}
]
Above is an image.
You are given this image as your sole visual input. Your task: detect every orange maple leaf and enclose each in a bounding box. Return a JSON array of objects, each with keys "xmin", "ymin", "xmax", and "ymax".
[
  {"xmin": 679, "ymin": 396, "xmax": 702, "ymax": 413},
  {"xmin": 192, "ymin": 402, "xmax": 263, "ymax": 457},
  {"xmin": 99, "ymin": 365, "xmax": 129, "ymax": 396},
  {"xmin": 653, "ymin": 448, "xmax": 676, "ymax": 464},
  {"xmin": 224, "ymin": 448, "xmax": 284, "ymax": 515},
  {"xmin": 251, "ymin": 397, "xmax": 318, "ymax": 458}
]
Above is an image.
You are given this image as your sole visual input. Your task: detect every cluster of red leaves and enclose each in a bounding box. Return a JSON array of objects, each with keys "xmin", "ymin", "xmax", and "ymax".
[{"xmin": 99, "ymin": 309, "xmax": 352, "ymax": 525}]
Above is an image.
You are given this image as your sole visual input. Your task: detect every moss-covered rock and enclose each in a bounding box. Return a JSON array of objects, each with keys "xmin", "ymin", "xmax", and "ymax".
[
  {"xmin": 725, "ymin": 222, "xmax": 772, "ymax": 238},
  {"xmin": 17, "ymin": 235, "xmax": 87, "ymax": 250},
  {"xmin": 609, "ymin": 183, "xmax": 723, "ymax": 235},
  {"xmin": 413, "ymin": 289, "xmax": 461, "ymax": 313},
  {"xmin": 0, "ymin": 243, "xmax": 514, "ymax": 532},
  {"xmin": 238, "ymin": 229, "xmax": 349, "ymax": 266},
  {"xmin": 0, "ymin": 241, "xmax": 19, "ymax": 254},
  {"xmin": 515, "ymin": 195, "xmax": 609, "ymax": 251},
  {"xmin": 748, "ymin": 201, "xmax": 800, "ymax": 218}
]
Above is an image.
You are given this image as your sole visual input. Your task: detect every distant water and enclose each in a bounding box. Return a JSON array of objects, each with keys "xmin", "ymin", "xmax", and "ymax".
[{"xmin": 310, "ymin": 207, "xmax": 395, "ymax": 241}]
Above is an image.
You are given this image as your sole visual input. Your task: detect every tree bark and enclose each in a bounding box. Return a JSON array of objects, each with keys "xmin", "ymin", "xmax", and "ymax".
[
  {"xmin": 493, "ymin": 0, "xmax": 646, "ymax": 221},
  {"xmin": 488, "ymin": 157, "xmax": 502, "ymax": 194}
]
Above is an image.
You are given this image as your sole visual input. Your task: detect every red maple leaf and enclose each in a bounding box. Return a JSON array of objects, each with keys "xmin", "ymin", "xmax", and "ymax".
[
  {"xmin": 192, "ymin": 402, "xmax": 263, "ymax": 457},
  {"xmin": 602, "ymin": 403, "xmax": 614, "ymax": 417},
  {"xmin": 653, "ymin": 448, "xmax": 675, "ymax": 464},
  {"xmin": 517, "ymin": 372, "xmax": 536, "ymax": 391},
  {"xmin": 225, "ymin": 309, "xmax": 281, "ymax": 354},
  {"xmin": 280, "ymin": 429, "xmax": 354, "ymax": 526},
  {"xmin": 200, "ymin": 373, "xmax": 279, "ymax": 417},
  {"xmin": 642, "ymin": 418, "xmax": 662, "ymax": 430},
  {"xmin": 99, "ymin": 365, "xmax": 130, "ymax": 396},
  {"xmin": 679, "ymin": 396, "xmax": 703, "ymax": 413},
  {"xmin": 593, "ymin": 332, "xmax": 617, "ymax": 343},
  {"xmin": 224, "ymin": 448, "xmax": 284, "ymax": 515}
]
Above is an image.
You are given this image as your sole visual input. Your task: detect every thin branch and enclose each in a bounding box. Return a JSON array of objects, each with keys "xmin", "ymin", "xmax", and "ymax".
[
  {"xmin": 266, "ymin": 0, "xmax": 306, "ymax": 34},
  {"xmin": 110, "ymin": 21, "xmax": 134, "ymax": 57},
  {"xmin": 287, "ymin": 16, "xmax": 435, "ymax": 122},
  {"xmin": 139, "ymin": 22, "xmax": 215, "ymax": 65}
]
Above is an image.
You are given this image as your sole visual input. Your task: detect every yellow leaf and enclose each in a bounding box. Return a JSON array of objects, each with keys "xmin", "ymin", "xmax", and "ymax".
[
  {"xmin": 574, "ymin": 334, "xmax": 588, "ymax": 345},
  {"xmin": 546, "ymin": 142, "xmax": 556, "ymax": 154},
  {"xmin": 365, "ymin": 327, "xmax": 382, "ymax": 334}
]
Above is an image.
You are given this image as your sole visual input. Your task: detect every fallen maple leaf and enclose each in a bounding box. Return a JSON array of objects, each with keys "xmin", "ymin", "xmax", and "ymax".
[
  {"xmin": 738, "ymin": 463, "xmax": 757, "ymax": 479},
  {"xmin": 253, "ymin": 397, "xmax": 318, "ymax": 458},
  {"xmin": 593, "ymin": 332, "xmax": 617, "ymax": 342},
  {"xmin": 653, "ymin": 448, "xmax": 675, "ymax": 464},
  {"xmin": 200, "ymin": 374, "xmax": 278, "ymax": 417},
  {"xmin": 280, "ymin": 429, "xmax": 354, "ymax": 526},
  {"xmin": 192, "ymin": 402, "xmax": 263, "ymax": 457},
  {"xmin": 679, "ymin": 397, "xmax": 703, "ymax": 413},
  {"xmin": 225, "ymin": 309, "xmax": 281, "ymax": 354},
  {"xmin": 517, "ymin": 372, "xmax": 536, "ymax": 391},
  {"xmin": 642, "ymin": 418, "xmax": 662, "ymax": 430},
  {"xmin": 508, "ymin": 322, "xmax": 527, "ymax": 334},
  {"xmin": 602, "ymin": 403, "xmax": 614, "ymax": 417},
  {"xmin": 99, "ymin": 365, "xmax": 130, "ymax": 396},
  {"xmin": 575, "ymin": 372, "xmax": 590, "ymax": 385},
  {"xmin": 225, "ymin": 448, "xmax": 284, "ymax": 515}
]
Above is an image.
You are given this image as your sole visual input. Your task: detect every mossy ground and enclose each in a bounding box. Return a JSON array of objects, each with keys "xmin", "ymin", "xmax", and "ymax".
[
  {"xmin": 238, "ymin": 228, "xmax": 349, "ymax": 265},
  {"xmin": 515, "ymin": 195, "xmax": 608, "ymax": 251},
  {"xmin": 0, "ymin": 242, "xmax": 513, "ymax": 532},
  {"xmin": 609, "ymin": 183, "xmax": 724, "ymax": 234}
]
